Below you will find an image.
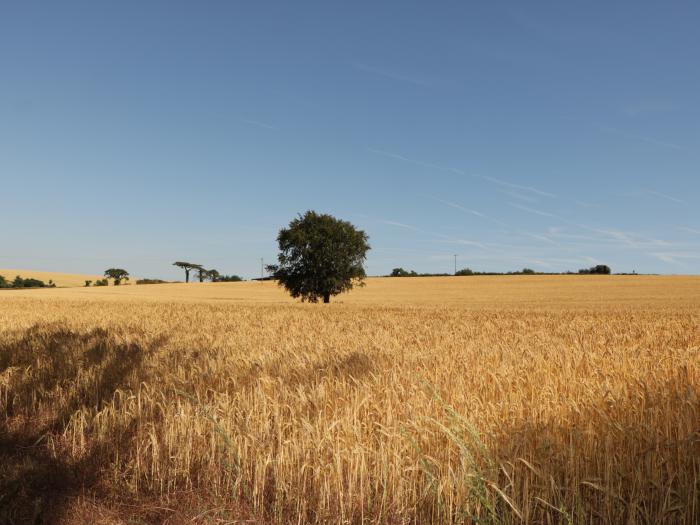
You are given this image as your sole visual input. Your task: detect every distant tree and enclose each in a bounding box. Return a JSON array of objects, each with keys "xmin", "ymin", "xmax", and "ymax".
[
  {"xmin": 389, "ymin": 268, "xmax": 420, "ymax": 277},
  {"xmin": 195, "ymin": 267, "xmax": 208, "ymax": 283},
  {"xmin": 215, "ymin": 274, "xmax": 243, "ymax": 282},
  {"xmin": 0, "ymin": 274, "xmax": 7, "ymax": 288},
  {"xmin": 94, "ymin": 278, "xmax": 109, "ymax": 286},
  {"xmin": 11, "ymin": 276, "xmax": 47, "ymax": 288},
  {"xmin": 104, "ymin": 268, "xmax": 129, "ymax": 285},
  {"xmin": 579, "ymin": 264, "xmax": 611, "ymax": 275},
  {"xmin": 206, "ymin": 269, "xmax": 220, "ymax": 282},
  {"xmin": 455, "ymin": 268, "xmax": 474, "ymax": 276},
  {"xmin": 267, "ymin": 211, "xmax": 370, "ymax": 303},
  {"xmin": 84, "ymin": 280, "xmax": 92, "ymax": 287},
  {"xmin": 173, "ymin": 261, "xmax": 202, "ymax": 283},
  {"xmin": 521, "ymin": 268, "xmax": 536, "ymax": 275}
]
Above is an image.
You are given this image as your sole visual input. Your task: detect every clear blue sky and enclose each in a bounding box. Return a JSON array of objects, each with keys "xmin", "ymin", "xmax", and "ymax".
[{"xmin": 2, "ymin": 2, "xmax": 699, "ymax": 278}]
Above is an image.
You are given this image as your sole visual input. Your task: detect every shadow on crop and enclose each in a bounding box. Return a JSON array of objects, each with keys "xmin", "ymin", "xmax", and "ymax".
[{"xmin": 0, "ymin": 324, "xmax": 166, "ymax": 525}]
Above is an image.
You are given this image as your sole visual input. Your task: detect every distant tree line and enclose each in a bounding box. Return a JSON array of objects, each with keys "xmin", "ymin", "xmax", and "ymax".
[
  {"xmin": 135, "ymin": 278, "xmax": 169, "ymax": 285},
  {"xmin": 172, "ymin": 262, "xmax": 242, "ymax": 282},
  {"xmin": 389, "ymin": 265, "xmax": 613, "ymax": 277},
  {"xmin": 81, "ymin": 265, "xmax": 244, "ymax": 286},
  {"xmin": 577, "ymin": 265, "xmax": 612, "ymax": 275},
  {"xmin": 389, "ymin": 268, "xmax": 451, "ymax": 277},
  {"xmin": 84, "ymin": 269, "xmax": 130, "ymax": 286},
  {"xmin": 454, "ymin": 268, "xmax": 538, "ymax": 276},
  {"xmin": 0, "ymin": 275, "xmax": 56, "ymax": 289}
]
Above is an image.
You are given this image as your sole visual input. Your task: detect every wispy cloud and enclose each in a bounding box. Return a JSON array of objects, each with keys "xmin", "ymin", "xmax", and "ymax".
[
  {"xmin": 353, "ymin": 63, "xmax": 432, "ymax": 87},
  {"xmin": 508, "ymin": 203, "xmax": 557, "ymax": 218},
  {"xmin": 481, "ymin": 175, "xmax": 556, "ymax": 198},
  {"xmin": 431, "ymin": 197, "xmax": 572, "ymax": 248},
  {"xmin": 367, "ymin": 148, "xmax": 455, "ymax": 173},
  {"xmin": 435, "ymin": 238, "xmax": 486, "ymax": 249},
  {"xmin": 598, "ymin": 125, "xmax": 682, "ymax": 151},
  {"xmin": 580, "ymin": 226, "xmax": 671, "ymax": 249},
  {"xmin": 523, "ymin": 232, "xmax": 559, "ymax": 245},
  {"xmin": 378, "ymin": 219, "xmax": 485, "ymax": 249},
  {"xmin": 499, "ymin": 190, "xmax": 538, "ymax": 203},
  {"xmin": 643, "ymin": 189, "xmax": 685, "ymax": 204},
  {"xmin": 368, "ymin": 148, "xmax": 555, "ymax": 198},
  {"xmin": 574, "ymin": 200, "xmax": 599, "ymax": 208},
  {"xmin": 680, "ymin": 227, "xmax": 700, "ymax": 235},
  {"xmin": 428, "ymin": 196, "xmax": 509, "ymax": 226},
  {"xmin": 240, "ymin": 119, "xmax": 278, "ymax": 130},
  {"xmin": 378, "ymin": 220, "xmax": 424, "ymax": 233},
  {"xmin": 507, "ymin": 204, "xmax": 674, "ymax": 250},
  {"xmin": 647, "ymin": 252, "xmax": 700, "ymax": 265}
]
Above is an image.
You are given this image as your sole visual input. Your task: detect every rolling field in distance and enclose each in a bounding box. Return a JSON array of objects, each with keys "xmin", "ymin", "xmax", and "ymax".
[
  {"xmin": 1, "ymin": 276, "xmax": 699, "ymax": 523},
  {"xmin": 0, "ymin": 268, "xmax": 104, "ymax": 288},
  {"xmin": 1, "ymin": 274, "xmax": 699, "ymax": 308}
]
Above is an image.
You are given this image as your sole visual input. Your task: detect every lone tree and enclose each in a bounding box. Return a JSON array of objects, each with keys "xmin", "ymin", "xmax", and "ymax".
[
  {"xmin": 104, "ymin": 268, "xmax": 129, "ymax": 285},
  {"xmin": 267, "ymin": 210, "xmax": 370, "ymax": 303},
  {"xmin": 173, "ymin": 261, "xmax": 202, "ymax": 283}
]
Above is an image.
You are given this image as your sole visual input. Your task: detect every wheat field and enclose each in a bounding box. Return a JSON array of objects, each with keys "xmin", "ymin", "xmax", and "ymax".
[{"xmin": 1, "ymin": 276, "xmax": 699, "ymax": 524}]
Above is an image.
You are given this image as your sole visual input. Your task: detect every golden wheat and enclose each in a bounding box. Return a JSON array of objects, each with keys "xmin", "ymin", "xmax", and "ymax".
[{"xmin": 1, "ymin": 276, "xmax": 698, "ymax": 523}]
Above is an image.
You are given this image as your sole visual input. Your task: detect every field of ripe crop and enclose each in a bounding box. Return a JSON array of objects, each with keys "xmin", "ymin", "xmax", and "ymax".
[{"xmin": 1, "ymin": 276, "xmax": 699, "ymax": 524}]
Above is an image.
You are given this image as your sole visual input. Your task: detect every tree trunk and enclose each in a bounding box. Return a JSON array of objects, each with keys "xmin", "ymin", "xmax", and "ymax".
[
  {"xmin": 323, "ymin": 292, "xmax": 330, "ymax": 303},
  {"xmin": 185, "ymin": 269, "xmax": 190, "ymax": 283}
]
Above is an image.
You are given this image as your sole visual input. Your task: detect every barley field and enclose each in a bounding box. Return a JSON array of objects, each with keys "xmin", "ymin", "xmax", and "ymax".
[{"xmin": 1, "ymin": 276, "xmax": 699, "ymax": 524}]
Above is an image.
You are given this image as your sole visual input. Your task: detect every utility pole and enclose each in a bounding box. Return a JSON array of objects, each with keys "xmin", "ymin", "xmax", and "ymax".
[{"xmin": 454, "ymin": 254, "xmax": 457, "ymax": 275}]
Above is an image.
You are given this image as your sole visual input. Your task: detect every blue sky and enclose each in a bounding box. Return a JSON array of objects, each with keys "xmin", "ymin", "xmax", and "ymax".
[{"xmin": 1, "ymin": 2, "xmax": 699, "ymax": 278}]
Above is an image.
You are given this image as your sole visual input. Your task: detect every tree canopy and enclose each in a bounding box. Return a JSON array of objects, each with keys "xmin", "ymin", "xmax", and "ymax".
[
  {"xmin": 104, "ymin": 268, "xmax": 129, "ymax": 285},
  {"xmin": 579, "ymin": 265, "xmax": 612, "ymax": 275},
  {"xmin": 267, "ymin": 211, "xmax": 370, "ymax": 303},
  {"xmin": 172, "ymin": 261, "xmax": 203, "ymax": 283}
]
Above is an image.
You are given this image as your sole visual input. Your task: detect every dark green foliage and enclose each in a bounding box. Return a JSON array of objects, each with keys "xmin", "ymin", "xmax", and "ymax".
[
  {"xmin": 390, "ymin": 268, "xmax": 418, "ymax": 277},
  {"xmin": 456, "ymin": 268, "xmax": 541, "ymax": 276},
  {"xmin": 448, "ymin": 266, "xmax": 613, "ymax": 276},
  {"xmin": 136, "ymin": 279, "xmax": 168, "ymax": 285},
  {"xmin": 0, "ymin": 275, "xmax": 52, "ymax": 288},
  {"xmin": 94, "ymin": 279, "xmax": 109, "ymax": 287},
  {"xmin": 390, "ymin": 268, "xmax": 450, "ymax": 277},
  {"xmin": 212, "ymin": 274, "xmax": 243, "ymax": 282},
  {"xmin": 578, "ymin": 265, "xmax": 612, "ymax": 275},
  {"xmin": 104, "ymin": 268, "xmax": 129, "ymax": 285},
  {"xmin": 267, "ymin": 211, "xmax": 370, "ymax": 303},
  {"xmin": 84, "ymin": 280, "xmax": 92, "ymax": 287},
  {"xmin": 16, "ymin": 276, "xmax": 46, "ymax": 288}
]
